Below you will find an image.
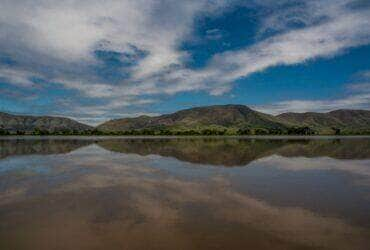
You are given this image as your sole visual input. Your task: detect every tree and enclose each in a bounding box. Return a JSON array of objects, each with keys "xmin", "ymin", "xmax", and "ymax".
[
  {"xmin": 254, "ymin": 128, "xmax": 269, "ymax": 135},
  {"xmin": 332, "ymin": 127, "xmax": 341, "ymax": 135},
  {"xmin": 0, "ymin": 129, "xmax": 10, "ymax": 135},
  {"xmin": 237, "ymin": 128, "xmax": 251, "ymax": 135},
  {"xmin": 287, "ymin": 126, "xmax": 315, "ymax": 135}
]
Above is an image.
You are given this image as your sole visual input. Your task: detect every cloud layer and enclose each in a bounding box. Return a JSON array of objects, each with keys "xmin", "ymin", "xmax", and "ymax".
[{"xmin": 0, "ymin": 0, "xmax": 369, "ymax": 123}]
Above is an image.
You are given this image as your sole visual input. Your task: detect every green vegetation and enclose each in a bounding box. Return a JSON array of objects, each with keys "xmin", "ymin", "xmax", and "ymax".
[
  {"xmin": 287, "ymin": 126, "xmax": 315, "ymax": 135},
  {"xmin": 2, "ymin": 126, "xmax": 368, "ymax": 136}
]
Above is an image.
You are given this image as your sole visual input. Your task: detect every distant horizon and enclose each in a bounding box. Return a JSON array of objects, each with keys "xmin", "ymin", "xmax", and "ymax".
[{"xmin": 1, "ymin": 1, "xmax": 369, "ymax": 125}]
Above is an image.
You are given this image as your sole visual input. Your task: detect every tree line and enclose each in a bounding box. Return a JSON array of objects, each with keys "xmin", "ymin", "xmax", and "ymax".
[{"xmin": 2, "ymin": 126, "xmax": 359, "ymax": 136}]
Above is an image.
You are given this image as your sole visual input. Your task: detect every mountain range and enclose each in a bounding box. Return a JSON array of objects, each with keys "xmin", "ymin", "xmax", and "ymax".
[
  {"xmin": 1, "ymin": 105, "xmax": 370, "ymax": 135},
  {"xmin": 97, "ymin": 105, "xmax": 370, "ymax": 135}
]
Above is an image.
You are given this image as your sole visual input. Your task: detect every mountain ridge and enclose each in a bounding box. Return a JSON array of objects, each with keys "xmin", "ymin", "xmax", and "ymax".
[
  {"xmin": 276, "ymin": 109, "xmax": 370, "ymax": 132},
  {"xmin": 97, "ymin": 105, "xmax": 370, "ymax": 135},
  {"xmin": 1, "ymin": 105, "xmax": 370, "ymax": 135},
  {"xmin": 98, "ymin": 104, "xmax": 290, "ymax": 132},
  {"xmin": 0, "ymin": 112, "xmax": 92, "ymax": 134}
]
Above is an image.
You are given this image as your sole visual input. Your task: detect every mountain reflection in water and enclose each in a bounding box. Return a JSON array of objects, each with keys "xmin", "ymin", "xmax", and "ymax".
[{"xmin": 0, "ymin": 137, "xmax": 369, "ymax": 250}]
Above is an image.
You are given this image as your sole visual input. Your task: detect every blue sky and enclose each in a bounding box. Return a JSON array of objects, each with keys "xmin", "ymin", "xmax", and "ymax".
[{"xmin": 0, "ymin": 0, "xmax": 369, "ymax": 125}]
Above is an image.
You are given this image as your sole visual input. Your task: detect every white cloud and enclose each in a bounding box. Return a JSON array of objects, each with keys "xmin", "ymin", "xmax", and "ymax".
[
  {"xmin": 253, "ymin": 81, "xmax": 370, "ymax": 114},
  {"xmin": 0, "ymin": 67, "xmax": 39, "ymax": 87},
  {"xmin": 256, "ymin": 0, "xmax": 350, "ymax": 36},
  {"xmin": 254, "ymin": 94, "xmax": 370, "ymax": 114},
  {"xmin": 253, "ymin": 68, "xmax": 370, "ymax": 114},
  {"xmin": 347, "ymin": 82, "xmax": 370, "ymax": 92}
]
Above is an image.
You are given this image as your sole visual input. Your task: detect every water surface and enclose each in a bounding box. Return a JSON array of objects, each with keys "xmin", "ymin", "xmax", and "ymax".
[{"xmin": 1, "ymin": 137, "xmax": 370, "ymax": 250}]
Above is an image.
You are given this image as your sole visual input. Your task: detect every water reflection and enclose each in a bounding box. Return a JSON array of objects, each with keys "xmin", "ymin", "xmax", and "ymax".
[
  {"xmin": 0, "ymin": 138, "xmax": 91, "ymax": 159},
  {"xmin": 0, "ymin": 137, "xmax": 369, "ymax": 250},
  {"xmin": 2, "ymin": 137, "xmax": 370, "ymax": 165}
]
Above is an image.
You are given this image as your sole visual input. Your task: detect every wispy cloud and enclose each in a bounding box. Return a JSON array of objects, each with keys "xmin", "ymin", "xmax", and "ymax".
[
  {"xmin": 254, "ymin": 70, "xmax": 370, "ymax": 114},
  {"xmin": 254, "ymin": 94, "xmax": 370, "ymax": 114},
  {"xmin": 0, "ymin": 67, "xmax": 39, "ymax": 87},
  {"xmin": 199, "ymin": 2, "xmax": 370, "ymax": 88},
  {"xmin": 205, "ymin": 28, "xmax": 223, "ymax": 40}
]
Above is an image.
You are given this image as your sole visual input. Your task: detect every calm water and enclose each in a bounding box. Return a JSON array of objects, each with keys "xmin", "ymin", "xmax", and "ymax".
[{"xmin": 1, "ymin": 137, "xmax": 370, "ymax": 250}]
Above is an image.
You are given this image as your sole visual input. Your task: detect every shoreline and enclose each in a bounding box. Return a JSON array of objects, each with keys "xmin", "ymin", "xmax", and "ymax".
[{"xmin": 1, "ymin": 135, "xmax": 370, "ymax": 140}]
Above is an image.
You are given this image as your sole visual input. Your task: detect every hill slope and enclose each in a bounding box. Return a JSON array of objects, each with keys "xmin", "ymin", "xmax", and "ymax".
[
  {"xmin": 98, "ymin": 105, "xmax": 291, "ymax": 132},
  {"xmin": 0, "ymin": 112, "xmax": 92, "ymax": 133},
  {"xmin": 277, "ymin": 109, "xmax": 370, "ymax": 132}
]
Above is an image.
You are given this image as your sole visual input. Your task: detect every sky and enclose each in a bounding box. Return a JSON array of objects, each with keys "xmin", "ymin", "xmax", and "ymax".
[{"xmin": 0, "ymin": 0, "xmax": 369, "ymax": 125}]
